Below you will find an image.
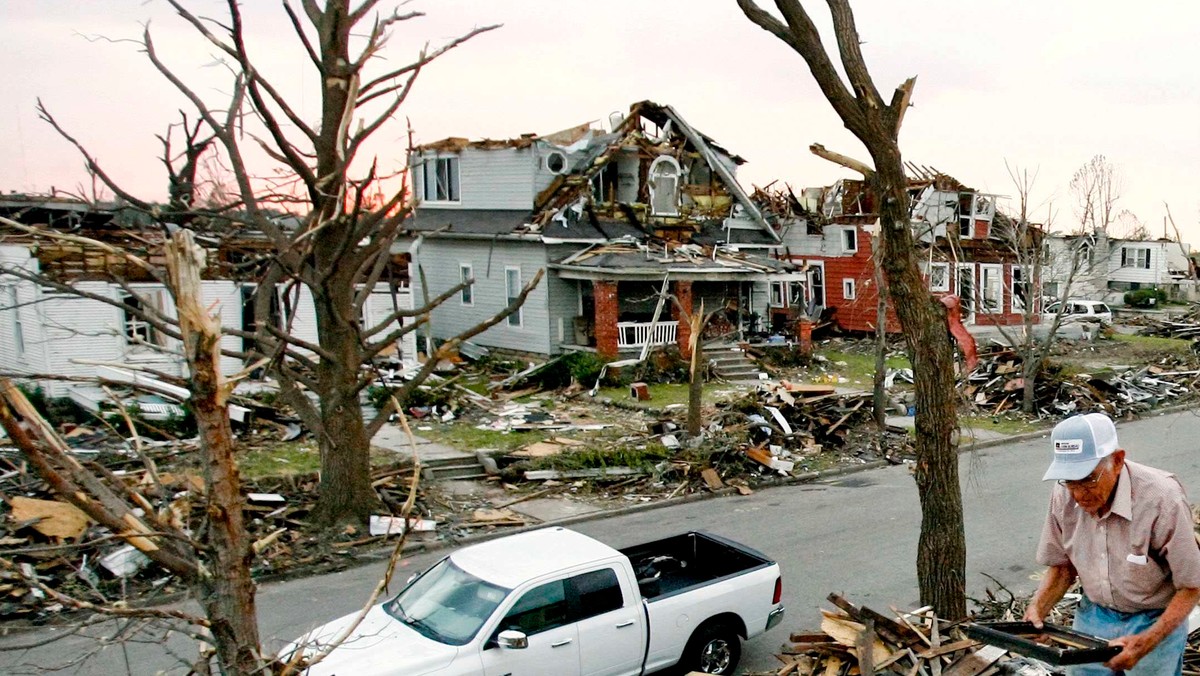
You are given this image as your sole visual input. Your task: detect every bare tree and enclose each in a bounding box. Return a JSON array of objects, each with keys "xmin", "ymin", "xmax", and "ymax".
[
  {"xmin": 1070, "ymin": 154, "xmax": 1122, "ymax": 236},
  {"xmin": 737, "ymin": 0, "xmax": 966, "ymax": 617},
  {"xmin": 989, "ymin": 163, "xmax": 1086, "ymax": 414},
  {"xmin": 1165, "ymin": 203, "xmax": 1196, "ymax": 280},
  {"xmin": 31, "ymin": 1, "xmax": 549, "ymax": 528}
]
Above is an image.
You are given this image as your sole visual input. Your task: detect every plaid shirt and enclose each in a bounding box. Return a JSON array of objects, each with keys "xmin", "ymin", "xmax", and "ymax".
[{"xmin": 1037, "ymin": 460, "xmax": 1200, "ymax": 612}]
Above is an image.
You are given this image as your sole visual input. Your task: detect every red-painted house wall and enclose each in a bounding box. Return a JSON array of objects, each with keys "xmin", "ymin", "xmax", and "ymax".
[{"xmin": 780, "ymin": 224, "xmax": 1034, "ymax": 334}]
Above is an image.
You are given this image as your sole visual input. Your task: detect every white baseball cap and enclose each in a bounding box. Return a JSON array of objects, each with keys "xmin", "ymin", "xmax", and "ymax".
[{"xmin": 1042, "ymin": 412, "xmax": 1120, "ymax": 482}]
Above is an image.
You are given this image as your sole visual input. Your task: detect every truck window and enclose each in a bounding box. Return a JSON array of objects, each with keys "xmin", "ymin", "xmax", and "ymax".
[
  {"xmin": 570, "ymin": 568, "xmax": 623, "ymax": 620},
  {"xmin": 501, "ymin": 580, "xmax": 570, "ymax": 636}
]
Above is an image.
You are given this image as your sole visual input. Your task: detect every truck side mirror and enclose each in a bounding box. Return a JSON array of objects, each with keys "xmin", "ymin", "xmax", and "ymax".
[{"xmin": 497, "ymin": 630, "xmax": 528, "ymax": 650}]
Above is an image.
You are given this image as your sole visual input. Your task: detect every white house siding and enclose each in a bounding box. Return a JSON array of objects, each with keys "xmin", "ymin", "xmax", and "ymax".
[
  {"xmin": 37, "ymin": 283, "xmax": 128, "ymax": 397},
  {"xmin": 204, "ymin": 281, "xmax": 247, "ymax": 378},
  {"xmin": 414, "ymin": 238, "xmax": 552, "ymax": 355},
  {"xmin": 532, "ymin": 141, "xmax": 592, "ymax": 199},
  {"xmin": 1106, "ymin": 242, "xmax": 1168, "ymax": 286},
  {"xmin": 363, "ymin": 289, "xmax": 417, "ymax": 361},
  {"xmin": 416, "ymin": 147, "xmax": 534, "ymax": 211},
  {"xmin": 0, "ymin": 246, "xmax": 45, "ymax": 381},
  {"xmin": 544, "ymin": 244, "xmax": 583, "ymax": 352}
]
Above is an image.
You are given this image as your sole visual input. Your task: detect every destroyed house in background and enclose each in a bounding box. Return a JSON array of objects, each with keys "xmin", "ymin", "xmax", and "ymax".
[
  {"xmin": 403, "ymin": 100, "xmax": 798, "ymax": 359},
  {"xmin": 0, "ymin": 194, "xmax": 416, "ymax": 413},
  {"xmin": 766, "ymin": 167, "xmax": 1041, "ymax": 333}
]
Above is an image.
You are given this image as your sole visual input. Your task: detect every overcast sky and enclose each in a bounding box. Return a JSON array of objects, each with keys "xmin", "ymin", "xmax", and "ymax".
[{"xmin": 3, "ymin": 1, "xmax": 1198, "ymax": 242}]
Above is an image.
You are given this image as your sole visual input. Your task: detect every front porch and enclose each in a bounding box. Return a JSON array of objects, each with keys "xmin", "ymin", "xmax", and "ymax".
[{"xmin": 561, "ymin": 279, "xmax": 765, "ymax": 358}]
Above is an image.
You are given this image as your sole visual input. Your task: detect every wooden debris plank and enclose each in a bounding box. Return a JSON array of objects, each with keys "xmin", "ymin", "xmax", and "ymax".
[
  {"xmin": 917, "ymin": 639, "xmax": 977, "ymax": 659},
  {"xmin": 941, "ymin": 645, "xmax": 1006, "ymax": 676},
  {"xmin": 701, "ymin": 467, "xmax": 724, "ymax": 490}
]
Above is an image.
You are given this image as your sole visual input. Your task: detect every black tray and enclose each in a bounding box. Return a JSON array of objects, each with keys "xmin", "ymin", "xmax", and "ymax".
[{"xmin": 964, "ymin": 621, "xmax": 1121, "ymax": 666}]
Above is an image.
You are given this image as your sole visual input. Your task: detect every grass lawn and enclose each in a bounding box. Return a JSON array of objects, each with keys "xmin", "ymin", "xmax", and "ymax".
[
  {"xmin": 1109, "ymin": 333, "xmax": 1193, "ymax": 358},
  {"xmin": 819, "ymin": 350, "xmax": 911, "ymax": 386},
  {"xmin": 417, "ymin": 422, "xmax": 544, "ymax": 453}
]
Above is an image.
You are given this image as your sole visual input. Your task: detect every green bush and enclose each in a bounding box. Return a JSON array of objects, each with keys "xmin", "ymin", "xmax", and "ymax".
[{"xmin": 1124, "ymin": 288, "xmax": 1166, "ymax": 308}]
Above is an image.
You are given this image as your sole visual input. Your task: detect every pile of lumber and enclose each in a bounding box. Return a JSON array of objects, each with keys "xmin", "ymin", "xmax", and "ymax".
[
  {"xmin": 760, "ymin": 594, "xmax": 1010, "ymax": 676},
  {"xmin": 750, "ymin": 381, "xmax": 873, "ymax": 449}
]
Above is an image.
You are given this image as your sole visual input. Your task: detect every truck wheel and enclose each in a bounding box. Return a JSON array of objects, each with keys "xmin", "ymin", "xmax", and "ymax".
[{"xmin": 682, "ymin": 622, "xmax": 741, "ymax": 675}]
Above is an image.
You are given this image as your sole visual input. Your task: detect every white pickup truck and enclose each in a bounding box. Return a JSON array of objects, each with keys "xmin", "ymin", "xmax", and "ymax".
[{"xmin": 287, "ymin": 526, "xmax": 784, "ymax": 675}]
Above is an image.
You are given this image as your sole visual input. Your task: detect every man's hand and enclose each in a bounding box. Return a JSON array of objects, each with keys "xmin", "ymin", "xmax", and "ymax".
[
  {"xmin": 1022, "ymin": 604, "xmax": 1044, "ymax": 629},
  {"xmin": 1105, "ymin": 632, "xmax": 1154, "ymax": 672}
]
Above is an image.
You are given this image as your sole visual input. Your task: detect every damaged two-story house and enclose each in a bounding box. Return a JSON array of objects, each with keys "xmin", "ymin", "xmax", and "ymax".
[
  {"xmin": 404, "ymin": 100, "xmax": 798, "ymax": 360},
  {"xmin": 0, "ymin": 194, "xmax": 415, "ymax": 412},
  {"xmin": 770, "ymin": 170, "xmax": 1039, "ymax": 333}
]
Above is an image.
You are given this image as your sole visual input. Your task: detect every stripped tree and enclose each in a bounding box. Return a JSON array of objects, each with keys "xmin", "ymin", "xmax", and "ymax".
[
  {"xmin": 737, "ymin": 0, "xmax": 966, "ymax": 616},
  {"xmin": 32, "ymin": 1, "xmax": 543, "ymax": 528}
]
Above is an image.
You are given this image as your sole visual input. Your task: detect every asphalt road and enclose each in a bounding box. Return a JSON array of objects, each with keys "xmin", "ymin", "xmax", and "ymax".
[{"xmin": 4, "ymin": 408, "xmax": 1200, "ymax": 674}]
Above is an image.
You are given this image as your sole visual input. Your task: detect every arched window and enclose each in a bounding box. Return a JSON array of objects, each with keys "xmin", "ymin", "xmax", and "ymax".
[{"xmin": 648, "ymin": 156, "xmax": 681, "ymax": 216}]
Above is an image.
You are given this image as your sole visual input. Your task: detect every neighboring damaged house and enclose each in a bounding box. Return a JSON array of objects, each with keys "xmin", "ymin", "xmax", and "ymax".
[
  {"xmin": 770, "ymin": 169, "xmax": 1037, "ymax": 332},
  {"xmin": 404, "ymin": 100, "xmax": 795, "ymax": 359},
  {"xmin": 1042, "ymin": 232, "xmax": 1195, "ymax": 303},
  {"xmin": 0, "ymin": 194, "xmax": 415, "ymax": 409}
]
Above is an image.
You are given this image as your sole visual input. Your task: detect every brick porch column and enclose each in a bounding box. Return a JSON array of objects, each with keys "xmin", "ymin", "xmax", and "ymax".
[
  {"xmin": 796, "ymin": 317, "xmax": 813, "ymax": 356},
  {"xmin": 672, "ymin": 280, "xmax": 694, "ymax": 358},
  {"xmin": 593, "ymin": 280, "xmax": 619, "ymax": 358}
]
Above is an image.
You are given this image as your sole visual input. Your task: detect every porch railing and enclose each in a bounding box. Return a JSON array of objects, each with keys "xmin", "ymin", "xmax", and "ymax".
[{"xmin": 617, "ymin": 321, "xmax": 677, "ymax": 349}]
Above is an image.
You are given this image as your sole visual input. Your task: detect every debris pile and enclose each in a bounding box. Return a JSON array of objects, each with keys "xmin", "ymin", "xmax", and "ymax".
[
  {"xmin": 964, "ymin": 345, "xmax": 1200, "ymax": 417},
  {"xmin": 1135, "ymin": 305, "xmax": 1200, "ymax": 339},
  {"xmin": 751, "ymin": 594, "xmax": 1017, "ymax": 676}
]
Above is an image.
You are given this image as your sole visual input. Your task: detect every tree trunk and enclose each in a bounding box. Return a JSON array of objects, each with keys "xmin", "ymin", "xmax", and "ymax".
[
  {"xmin": 310, "ymin": 282, "xmax": 382, "ymax": 527},
  {"xmin": 872, "ymin": 164, "xmax": 966, "ymax": 619},
  {"xmin": 872, "ymin": 236, "xmax": 888, "ymax": 429},
  {"xmin": 686, "ymin": 304, "xmax": 706, "ymax": 438},
  {"xmin": 166, "ymin": 231, "xmax": 268, "ymax": 674}
]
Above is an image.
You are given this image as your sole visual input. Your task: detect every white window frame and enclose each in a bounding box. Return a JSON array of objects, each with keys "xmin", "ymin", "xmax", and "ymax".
[
  {"xmin": 769, "ymin": 281, "xmax": 785, "ymax": 307},
  {"xmin": 415, "ymin": 154, "xmax": 461, "ymax": 204},
  {"xmin": 1121, "ymin": 246, "xmax": 1150, "ymax": 269},
  {"xmin": 928, "ymin": 262, "xmax": 950, "ymax": 292},
  {"xmin": 842, "ymin": 278, "xmax": 857, "ymax": 300},
  {"xmin": 121, "ymin": 289, "xmax": 165, "ymax": 348},
  {"xmin": 648, "ymin": 155, "xmax": 682, "ymax": 216},
  {"xmin": 1010, "ymin": 265, "xmax": 1027, "ymax": 313},
  {"xmin": 841, "ymin": 226, "xmax": 858, "ymax": 253},
  {"xmin": 459, "ymin": 264, "xmax": 474, "ymax": 306},
  {"xmin": 505, "ymin": 267, "xmax": 522, "ymax": 328},
  {"xmin": 979, "ymin": 264, "xmax": 1003, "ymax": 313}
]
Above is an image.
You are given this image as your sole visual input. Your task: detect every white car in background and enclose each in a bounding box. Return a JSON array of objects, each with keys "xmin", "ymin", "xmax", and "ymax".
[{"xmin": 1043, "ymin": 299, "xmax": 1113, "ymax": 326}]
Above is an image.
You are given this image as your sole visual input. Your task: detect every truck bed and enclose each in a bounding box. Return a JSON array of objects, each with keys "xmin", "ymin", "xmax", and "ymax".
[{"xmin": 619, "ymin": 531, "xmax": 773, "ymax": 600}]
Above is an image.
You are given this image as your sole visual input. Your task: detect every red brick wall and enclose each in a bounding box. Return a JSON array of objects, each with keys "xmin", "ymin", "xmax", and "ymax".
[
  {"xmin": 594, "ymin": 280, "xmax": 619, "ymax": 358},
  {"xmin": 672, "ymin": 280, "xmax": 694, "ymax": 358}
]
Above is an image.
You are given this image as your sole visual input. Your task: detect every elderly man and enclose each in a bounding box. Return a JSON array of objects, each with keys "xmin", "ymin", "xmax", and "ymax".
[{"xmin": 1024, "ymin": 412, "xmax": 1200, "ymax": 674}]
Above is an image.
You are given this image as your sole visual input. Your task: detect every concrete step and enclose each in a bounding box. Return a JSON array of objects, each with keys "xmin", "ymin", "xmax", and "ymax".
[{"xmin": 421, "ymin": 456, "xmax": 488, "ymax": 481}]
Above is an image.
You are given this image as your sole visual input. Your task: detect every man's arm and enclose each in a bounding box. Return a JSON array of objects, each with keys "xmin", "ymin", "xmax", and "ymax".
[
  {"xmin": 1023, "ymin": 563, "xmax": 1077, "ymax": 628},
  {"xmin": 1105, "ymin": 586, "xmax": 1200, "ymax": 671}
]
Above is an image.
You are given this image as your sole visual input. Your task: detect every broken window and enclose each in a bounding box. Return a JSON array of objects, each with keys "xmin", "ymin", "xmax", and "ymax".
[
  {"xmin": 1121, "ymin": 247, "xmax": 1151, "ymax": 269},
  {"xmin": 980, "ymin": 264, "xmax": 1003, "ymax": 312},
  {"xmin": 769, "ymin": 281, "xmax": 785, "ymax": 307},
  {"xmin": 648, "ymin": 156, "xmax": 681, "ymax": 216},
  {"xmin": 928, "ymin": 262, "xmax": 950, "ymax": 292},
  {"xmin": 544, "ymin": 151, "xmax": 567, "ymax": 175},
  {"xmin": 418, "ymin": 155, "xmax": 460, "ymax": 202},
  {"xmin": 807, "ymin": 264, "xmax": 826, "ymax": 309},
  {"xmin": 121, "ymin": 290, "xmax": 164, "ymax": 347},
  {"xmin": 460, "ymin": 264, "xmax": 473, "ymax": 306},
  {"xmin": 505, "ymin": 267, "xmax": 522, "ymax": 327},
  {"xmin": 1011, "ymin": 265, "xmax": 1027, "ymax": 312},
  {"xmin": 841, "ymin": 227, "xmax": 858, "ymax": 253},
  {"xmin": 842, "ymin": 278, "xmax": 856, "ymax": 300}
]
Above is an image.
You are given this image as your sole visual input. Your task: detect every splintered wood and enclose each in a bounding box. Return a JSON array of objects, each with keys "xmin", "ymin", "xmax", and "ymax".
[{"xmin": 759, "ymin": 594, "xmax": 1006, "ymax": 676}]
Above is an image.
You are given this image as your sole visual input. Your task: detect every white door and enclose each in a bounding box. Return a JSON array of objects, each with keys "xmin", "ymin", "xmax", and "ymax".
[{"xmin": 481, "ymin": 579, "xmax": 581, "ymax": 676}]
